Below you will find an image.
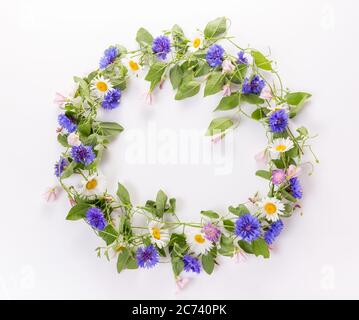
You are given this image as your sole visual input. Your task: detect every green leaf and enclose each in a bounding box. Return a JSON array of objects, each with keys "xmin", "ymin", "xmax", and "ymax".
[
  {"xmin": 166, "ymin": 198, "xmax": 176, "ymax": 214},
  {"xmin": 287, "ymin": 92, "xmax": 312, "ymax": 118},
  {"xmin": 57, "ymin": 134, "xmax": 69, "ymax": 147},
  {"xmin": 169, "ymin": 64, "xmax": 183, "ymax": 89},
  {"xmin": 256, "ymin": 170, "xmax": 271, "ymax": 180},
  {"xmin": 175, "ymin": 80, "xmax": 201, "ymax": 100},
  {"xmin": 251, "ymin": 50, "xmax": 272, "ymax": 71},
  {"xmin": 156, "ymin": 190, "xmax": 167, "ymax": 218},
  {"xmin": 126, "ymin": 256, "xmax": 139, "ymax": 270},
  {"xmin": 281, "ymin": 189, "xmax": 297, "ymax": 203},
  {"xmin": 66, "ymin": 203, "xmax": 91, "ymax": 220},
  {"xmin": 136, "ymin": 27, "xmax": 153, "ymax": 47},
  {"xmin": 116, "ymin": 183, "xmax": 131, "ymax": 206},
  {"xmin": 238, "ymin": 240, "xmax": 254, "ymax": 254},
  {"xmin": 97, "ymin": 122, "xmax": 124, "ymax": 137},
  {"xmin": 204, "ymin": 72, "xmax": 225, "ymax": 97},
  {"xmin": 296, "ymin": 126, "xmax": 309, "ymax": 137},
  {"xmin": 219, "ymin": 235, "xmax": 235, "ymax": 257},
  {"xmin": 231, "ymin": 64, "xmax": 248, "ymax": 84},
  {"xmin": 205, "ymin": 117, "xmax": 233, "ymax": 136},
  {"xmin": 145, "ymin": 62, "xmax": 167, "ymax": 91},
  {"xmin": 241, "ymin": 94, "xmax": 265, "ymax": 105},
  {"xmin": 252, "ymin": 238, "xmax": 270, "ymax": 258},
  {"xmin": 204, "ymin": 17, "xmax": 227, "ymax": 39},
  {"xmin": 194, "ymin": 61, "xmax": 211, "ymax": 77},
  {"xmin": 272, "ymin": 159, "xmax": 285, "ymax": 169},
  {"xmin": 60, "ymin": 161, "xmax": 76, "ymax": 179},
  {"xmin": 223, "ymin": 219, "xmax": 235, "ymax": 232},
  {"xmin": 251, "ymin": 108, "xmax": 267, "ymax": 120},
  {"xmin": 200, "ymin": 210, "xmax": 220, "ymax": 219},
  {"xmin": 171, "ymin": 257, "xmax": 184, "ymax": 276},
  {"xmin": 117, "ymin": 248, "xmax": 130, "ymax": 273},
  {"xmin": 99, "ymin": 225, "xmax": 118, "ymax": 245},
  {"xmin": 214, "ymin": 92, "xmax": 240, "ymax": 111},
  {"xmin": 286, "ymin": 92, "xmax": 312, "ymax": 105},
  {"xmin": 229, "ymin": 204, "xmax": 249, "ymax": 216},
  {"xmin": 78, "ymin": 122, "xmax": 92, "ymax": 137},
  {"xmin": 202, "ymin": 254, "xmax": 215, "ymax": 275}
]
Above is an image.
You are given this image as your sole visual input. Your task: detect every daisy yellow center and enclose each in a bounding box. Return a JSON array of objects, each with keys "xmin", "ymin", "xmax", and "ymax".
[
  {"xmin": 264, "ymin": 203, "xmax": 277, "ymax": 215},
  {"xmin": 194, "ymin": 234, "xmax": 205, "ymax": 244},
  {"xmin": 96, "ymin": 81, "xmax": 108, "ymax": 92},
  {"xmin": 193, "ymin": 37, "xmax": 201, "ymax": 48},
  {"xmin": 129, "ymin": 60, "xmax": 139, "ymax": 71},
  {"xmin": 275, "ymin": 144, "xmax": 287, "ymax": 152},
  {"xmin": 152, "ymin": 227, "xmax": 161, "ymax": 240},
  {"xmin": 86, "ymin": 179, "xmax": 98, "ymax": 190}
]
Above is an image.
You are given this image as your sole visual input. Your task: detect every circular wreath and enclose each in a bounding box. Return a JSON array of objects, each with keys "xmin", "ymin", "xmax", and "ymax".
[{"xmin": 51, "ymin": 17, "xmax": 317, "ymax": 285}]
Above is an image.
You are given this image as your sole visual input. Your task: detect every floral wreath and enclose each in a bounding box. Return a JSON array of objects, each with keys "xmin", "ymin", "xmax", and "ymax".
[{"xmin": 50, "ymin": 17, "xmax": 318, "ymax": 289}]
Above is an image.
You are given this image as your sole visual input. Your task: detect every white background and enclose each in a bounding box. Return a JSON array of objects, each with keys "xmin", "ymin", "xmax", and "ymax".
[{"xmin": 0, "ymin": 0, "xmax": 358, "ymax": 299}]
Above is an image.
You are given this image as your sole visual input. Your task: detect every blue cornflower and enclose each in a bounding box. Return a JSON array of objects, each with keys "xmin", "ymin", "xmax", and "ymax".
[
  {"xmin": 183, "ymin": 255, "xmax": 201, "ymax": 273},
  {"xmin": 101, "ymin": 88, "xmax": 121, "ymax": 110},
  {"xmin": 152, "ymin": 36, "xmax": 171, "ymax": 60},
  {"xmin": 70, "ymin": 144, "xmax": 96, "ymax": 166},
  {"xmin": 269, "ymin": 109, "xmax": 289, "ymax": 133},
  {"xmin": 99, "ymin": 46, "xmax": 118, "ymax": 69},
  {"xmin": 206, "ymin": 44, "xmax": 225, "ymax": 67},
  {"xmin": 288, "ymin": 177, "xmax": 303, "ymax": 199},
  {"xmin": 86, "ymin": 207, "xmax": 107, "ymax": 230},
  {"xmin": 237, "ymin": 51, "xmax": 248, "ymax": 65},
  {"xmin": 242, "ymin": 75, "xmax": 265, "ymax": 95},
  {"xmin": 54, "ymin": 157, "xmax": 68, "ymax": 177},
  {"xmin": 264, "ymin": 220, "xmax": 284, "ymax": 245},
  {"xmin": 58, "ymin": 114, "xmax": 77, "ymax": 133},
  {"xmin": 136, "ymin": 244, "xmax": 159, "ymax": 269},
  {"xmin": 235, "ymin": 213, "xmax": 261, "ymax": 242}
]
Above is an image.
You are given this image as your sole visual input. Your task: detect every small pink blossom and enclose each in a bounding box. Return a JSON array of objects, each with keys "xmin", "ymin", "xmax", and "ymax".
[
  {"xmin": 159, "ymin": 79, "xmax": 165, "ymax": 90},
  {"xmin": 259, "ymin": 85, "xmax": 273, "ymax": 100},
  {"xmin": 68, "ymin": 197, "xmax": 76, "ymax": 207},
  {"xmin": 271, "ymin": 169, "xmax": 286, "ymax": 185},
  {"xmin": 175, "ymin": 277, "xmax": 190, "ymax": 293},
  {"xmin": 54, "ymin": 92, "xmax": 68, "ymax": 108},
  {"xmin": 287, "ymin": 165, "xmax": 301, "ymax": 179},
  {"xmin": 222, "ymin": 83, "xmax": 231, "ymax": 96},
  {"xmin": 211, "ymin": 133, "xmax": 225, "ymax": 144},
  {"xmin": 67, "ymin": 132, "xmax": 81, "ymax": 146},
  {"xmin": 222, "ymin": 59, "xmax": 235, "ymax": 74},
  {"xmin": 235, "ymin": 250, "xmax": 247, "ymax": 263},
  {"xmin": 43, "ymin": 187, "xmax": 60, "ymax": 202},
  {"xmin": 255, "ymin": 149, "xmax": 269, "ymax": 165},
  {"xmin": 145, "ymin": 91, "xmax": 153, "ymax": 105}
]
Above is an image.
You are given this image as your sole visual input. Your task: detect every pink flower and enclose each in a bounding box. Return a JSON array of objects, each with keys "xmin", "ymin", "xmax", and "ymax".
[
  {"xmin": 67, "ymin": 132, "xmax": 81, "ymax": 146},
  {"xmin": 222, "ymin": 59, "xmax": 235, "ymax": 74},
  {"xmin": 68, "ymin": 197, "xmax": 76, "ymax": 207},
  {"xmin": 259, "ymin": 85, "xmax": 273, "ymax": 100},
  {"xmin": 255, "ymin": 149, "xmax": 269, "ymax": 165},
  {"xmin": 211, "ymin": 133, "xmax": 225, "ymax": 144},
  {"xmin": 175, "ymin": 277, "xmax": 190, "ymax": 293},
  {"xmin": 234, "ymin": 250, "xmax": 247, "ymax": 263},
  {"xmin": 271, "ymin": 169, "xmax": 286, "ymax": 185},
  {"xmin": 54, "ymin": 92, "xmax": 68, "ymax": 108},
  {"xmin": 43, "ymin": 187, "xmax": 60, "ymax": 202},
  {"xmin": 145, "ymin": 91, "xmax": 153, "ymax": 105},
  {"xmin": 287, "ymin": 165, "xmax": 301, "ymax": 179},
  {"xmin": 222, "ymin": 83, "xmax": 231, "ymax": 96}
]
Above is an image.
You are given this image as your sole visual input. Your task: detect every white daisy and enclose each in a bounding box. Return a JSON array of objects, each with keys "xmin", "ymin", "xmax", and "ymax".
[
  {"xmin": 80, "ymin": 174, "xmax": 106, "ymax": 197},
  {"xmin": 90, "ymin": 76, "xmax": 113, "ymax": 98},
  {"xmin": 259, "ymin": 197, "xmax": 285, "ymax": 222},
  {"xmin": 148, "ymin": 221, "xmax": 170, "ymax": 248},
  {"xmin": 186, "ymin": 229, "xmax": 213, "ymax": 255},
  {"xmin": 270, "ymin": 138, "xmax": 294, "ymax": 154}
]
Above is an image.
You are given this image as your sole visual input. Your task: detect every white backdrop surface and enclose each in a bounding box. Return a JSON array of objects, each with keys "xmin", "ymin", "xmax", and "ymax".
[{"xmin": 0, "ymin": 0, "xmax": 358, "ymax": 299}]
